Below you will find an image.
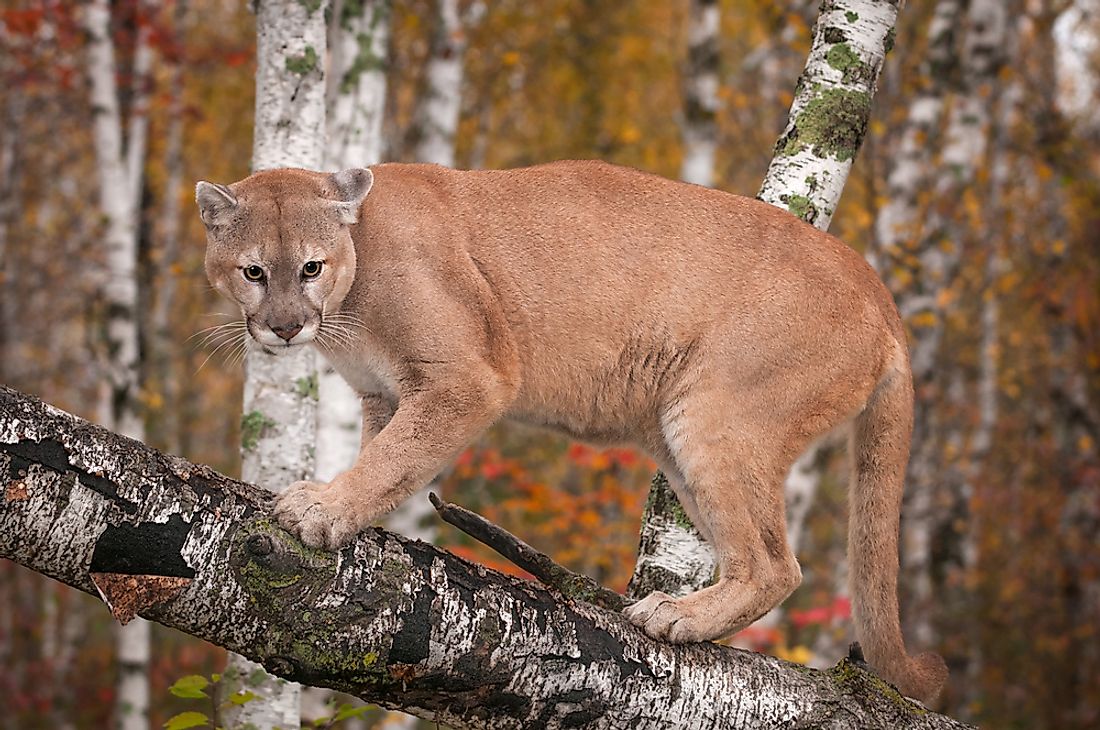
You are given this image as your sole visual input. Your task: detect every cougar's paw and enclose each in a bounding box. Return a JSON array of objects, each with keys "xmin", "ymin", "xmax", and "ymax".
[
  {"xmin": 624, "ymin": 591, "xmax": 709, "ymax": 643},
  {"xmin": 273, "ymin": 480, "xmax": 362, "ymax": 551}
]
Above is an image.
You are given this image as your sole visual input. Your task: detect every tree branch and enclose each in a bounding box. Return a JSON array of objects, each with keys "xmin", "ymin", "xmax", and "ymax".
[
  {"xmin": 0, "ymin": 386, "xmax": 971, "ymax": 729},
  {"xmin": 429, "ymin": 492, "xmax": 627, "ymax": 612}
]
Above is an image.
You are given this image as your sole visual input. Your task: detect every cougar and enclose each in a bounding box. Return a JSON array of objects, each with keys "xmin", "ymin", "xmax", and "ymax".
[{"xmin": 197, "ymin": 160, "xmax": 948, "ymax": 702}]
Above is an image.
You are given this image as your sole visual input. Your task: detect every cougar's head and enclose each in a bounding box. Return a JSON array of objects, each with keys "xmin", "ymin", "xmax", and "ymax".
[{"xmin": 195, "ymin": 168, "xmax": 372, "ymax": 354}]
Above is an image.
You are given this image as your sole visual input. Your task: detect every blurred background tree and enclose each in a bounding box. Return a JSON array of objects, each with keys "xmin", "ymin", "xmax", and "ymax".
[{"xmin": 0, "ymin": 0, "xmax": 1097, "ymax": 728}]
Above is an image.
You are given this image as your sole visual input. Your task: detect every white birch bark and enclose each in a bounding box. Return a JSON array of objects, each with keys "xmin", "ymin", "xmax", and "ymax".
[
  {"xmin": 222, "ymin": 1, "xmax": 331, "ymax": 726},
  {"xmin": 413, "ymin": 0, "xmax": 465, "ymax": 167},
  {"xmin": 679, "ymin": 0, "xmax": 720, "ymax": 187},
  {"xmin": 152, "ymin": 0, "xmax": 189, "ymax": 454},
  {"xmin": 83, "ymin": 2, "xmax": 153, "ymax": 727},
  {"xmin": 0, "ymin": 387, "xmax": 975, "ymax": 730},
  {"xmin": 758, "ymin": 0, "xmax": 899, "ymax": 231},
  {"xmin": 324, "ymin": 0, "xmax": 390, "ymax": 171},
  {"xmin": 869, "ymin": 0, "xmax": 966, "ymax": 274}
]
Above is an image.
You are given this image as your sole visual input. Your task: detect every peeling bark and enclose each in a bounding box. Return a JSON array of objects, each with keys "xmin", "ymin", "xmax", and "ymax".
[{"xmin": 0, "ymin": 387, "xmax": 974, "ymax": 730}]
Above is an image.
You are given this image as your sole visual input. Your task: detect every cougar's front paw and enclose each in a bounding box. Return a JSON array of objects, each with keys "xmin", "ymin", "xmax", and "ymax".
[
  {"xmin": 624, "ymin": 591, "xmax": 706, "ymax": 643},
  {"xmin": 273, "ymin": 480, "xmax": 362, "ymax": 551}
]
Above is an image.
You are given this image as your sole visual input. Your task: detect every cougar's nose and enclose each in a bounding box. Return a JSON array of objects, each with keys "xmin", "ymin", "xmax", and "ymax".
[{"xmin": 270, "ymin": 322, "xmax": 303, "ymax": 341}]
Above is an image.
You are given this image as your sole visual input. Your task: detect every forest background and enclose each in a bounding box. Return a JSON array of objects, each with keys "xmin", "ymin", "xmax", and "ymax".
[{"xmin": 0, "ymin": 0, "xmax": 1098, "ymax": 729}]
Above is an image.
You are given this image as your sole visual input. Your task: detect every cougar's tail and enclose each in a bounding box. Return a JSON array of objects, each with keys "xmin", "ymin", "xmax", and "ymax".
[{"xmin": 848, "ymin": 358, "xmax": 948, "ymax": 704}]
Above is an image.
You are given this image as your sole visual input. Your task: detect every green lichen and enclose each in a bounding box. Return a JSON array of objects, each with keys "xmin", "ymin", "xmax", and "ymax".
[
  {"xmin": 644, "ymin": 472, "xmax": 698, "ymax": 531},
  {"xmin": 781, "ymin": 87, "xmax": 872, "ymax": 161},
  {"xmin": 297, "ymin": 0, "xmax": 323, "ymax": 14},
  {"xmin": 828, "ymin": 659, "xmax": 928, "ymax": 715},
  {"xmin": 885, "ymin": 26, "xmax": 897, "ymax": 54},
  {"xmin": 285, "ymin": 46, "xmax": 319, "ymax": 75},
  {"xmin": 784, "ymin": 194, "xmax": 818, "ymax": 224},
  {"xmin": 845, "ymin": 11, "xmax": 859, "ymax": 22},
  {"xmin": 240, "ymin": 411, "xmax": 276, "ymax": 451},
  {"xmin": 340, "ymin": 32, "xmax": 387, "ymax": 93},
  {"xmin": 295, "ymin": 374, "xmax": 319, "ymax": 400},
  {"xmin": 825, "ymin": 43, "xmax": 870, "ymax": 84}
]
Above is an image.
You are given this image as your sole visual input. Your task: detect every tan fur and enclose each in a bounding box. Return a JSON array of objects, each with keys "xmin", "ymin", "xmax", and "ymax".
[{"xmin": 196, "ymin": 161, "xmax": 948, "ymax": 703}]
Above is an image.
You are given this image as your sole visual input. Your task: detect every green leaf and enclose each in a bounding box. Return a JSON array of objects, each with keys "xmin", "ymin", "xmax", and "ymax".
[
  {"xmin": 228, "ymin": 690, "xmax": 259, "ymax": 706},
  {"xmin": 168, "ymin": 675, "xmax": 210, "ymax": 699},
  {"xmin": 164, "ymin": 711, "xmax": 210, "ymax": 730}
]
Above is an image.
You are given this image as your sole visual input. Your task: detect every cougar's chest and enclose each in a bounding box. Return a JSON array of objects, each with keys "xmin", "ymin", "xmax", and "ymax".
[{"xmin": 319, "ymin": 340, "xmax": 400, "ymax": 401}]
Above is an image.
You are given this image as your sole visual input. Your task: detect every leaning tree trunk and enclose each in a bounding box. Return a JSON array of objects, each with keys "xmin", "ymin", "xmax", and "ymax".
[
  {"xmin": 0, "ymin": 386, "xmax": 974, "ymax": 730},
  {"xmin": 83, "ymin": 1, "xmax": 154, "ymax": 727},
  {"xmin": 219, "ymin": 1, "xmax": 331, "ymax": 727},
  {"xmin": 635, "ymin": 0, "xmax": 901, "ymax": 620}
]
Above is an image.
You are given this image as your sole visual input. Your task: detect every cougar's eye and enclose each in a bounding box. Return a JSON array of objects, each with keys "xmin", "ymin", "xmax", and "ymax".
[
  {"xmin": 302, "ymin": 260, "xmax": 323, "ymax": 279},
  {"xmin": 242, "ymin": 265, "xmax": 265, "ymax": 282}
]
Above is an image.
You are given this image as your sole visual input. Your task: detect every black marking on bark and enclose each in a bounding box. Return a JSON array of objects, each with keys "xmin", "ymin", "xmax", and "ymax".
[
  {"xmin": 559, "ymin": 689, "xmax": 609, "ymax": 728},
  {"xmin": 823, "ymin": 26, "xmax": 848, "ymax": 45},
  {"xmin": 90, "ymin": 513, "xmax": 196, "ymax": 577},
  {"xmin": 389, "ymin": 582, "xmax": 435, "ymax": 665},
  {"xmin": 186, "ymin": 471, "xmax": 230, "ymax": 511},
  {"xmin": 0, "ymin": 437, "xmax": 138, "ymax": 513}
]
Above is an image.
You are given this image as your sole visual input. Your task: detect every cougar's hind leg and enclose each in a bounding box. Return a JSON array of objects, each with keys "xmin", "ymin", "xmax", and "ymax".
[{"xmin": 626, "ymin": 386, "xmax": 804, "ymax": 643}]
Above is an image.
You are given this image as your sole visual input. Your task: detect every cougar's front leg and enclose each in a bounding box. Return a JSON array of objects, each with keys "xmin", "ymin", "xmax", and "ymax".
[{"xmin": 274, "ymin": 364, "xmax": 514, "ymax": 549}]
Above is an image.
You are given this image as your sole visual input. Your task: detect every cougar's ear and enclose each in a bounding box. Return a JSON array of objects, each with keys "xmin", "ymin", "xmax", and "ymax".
[
  {"xmin": 195, "ymin": 182, "xmax": 239, "ymax": 228},
  {"xmin": 328, "ymin": 168, "xmax": 374, "ymax": 224}
]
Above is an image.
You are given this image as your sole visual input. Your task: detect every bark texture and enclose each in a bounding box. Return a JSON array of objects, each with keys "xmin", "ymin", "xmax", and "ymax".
[
  {"xmin": 758, "ymin": 0, "xmax": 899, "ymax": 230},
  {"xmin": 0, "ymin": 387, "xmax": 974, "ymax": 730}
]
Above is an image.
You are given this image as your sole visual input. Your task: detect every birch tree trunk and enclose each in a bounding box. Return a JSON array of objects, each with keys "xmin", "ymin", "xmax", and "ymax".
[
  {"xmin": 220, "ymin": 1, "xmax": 331, "ymax": 726},
  {"xmin": 412, "ymin": 0, "xmax": 465, "ymax": 167},
  {"xmin": 0, "ymin": 386, "xmax": 974, "ymax": 730},
  {"xmin": 679, "ymin": 0, "xmax": 720, "ymax": 187},
  {"xmin": 151, "ymin": 0, "xmax": 189, "ymax": 455},
  {"xmin": 83, "ymin": 2, "xmax": 154, "ymax": 726}
]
